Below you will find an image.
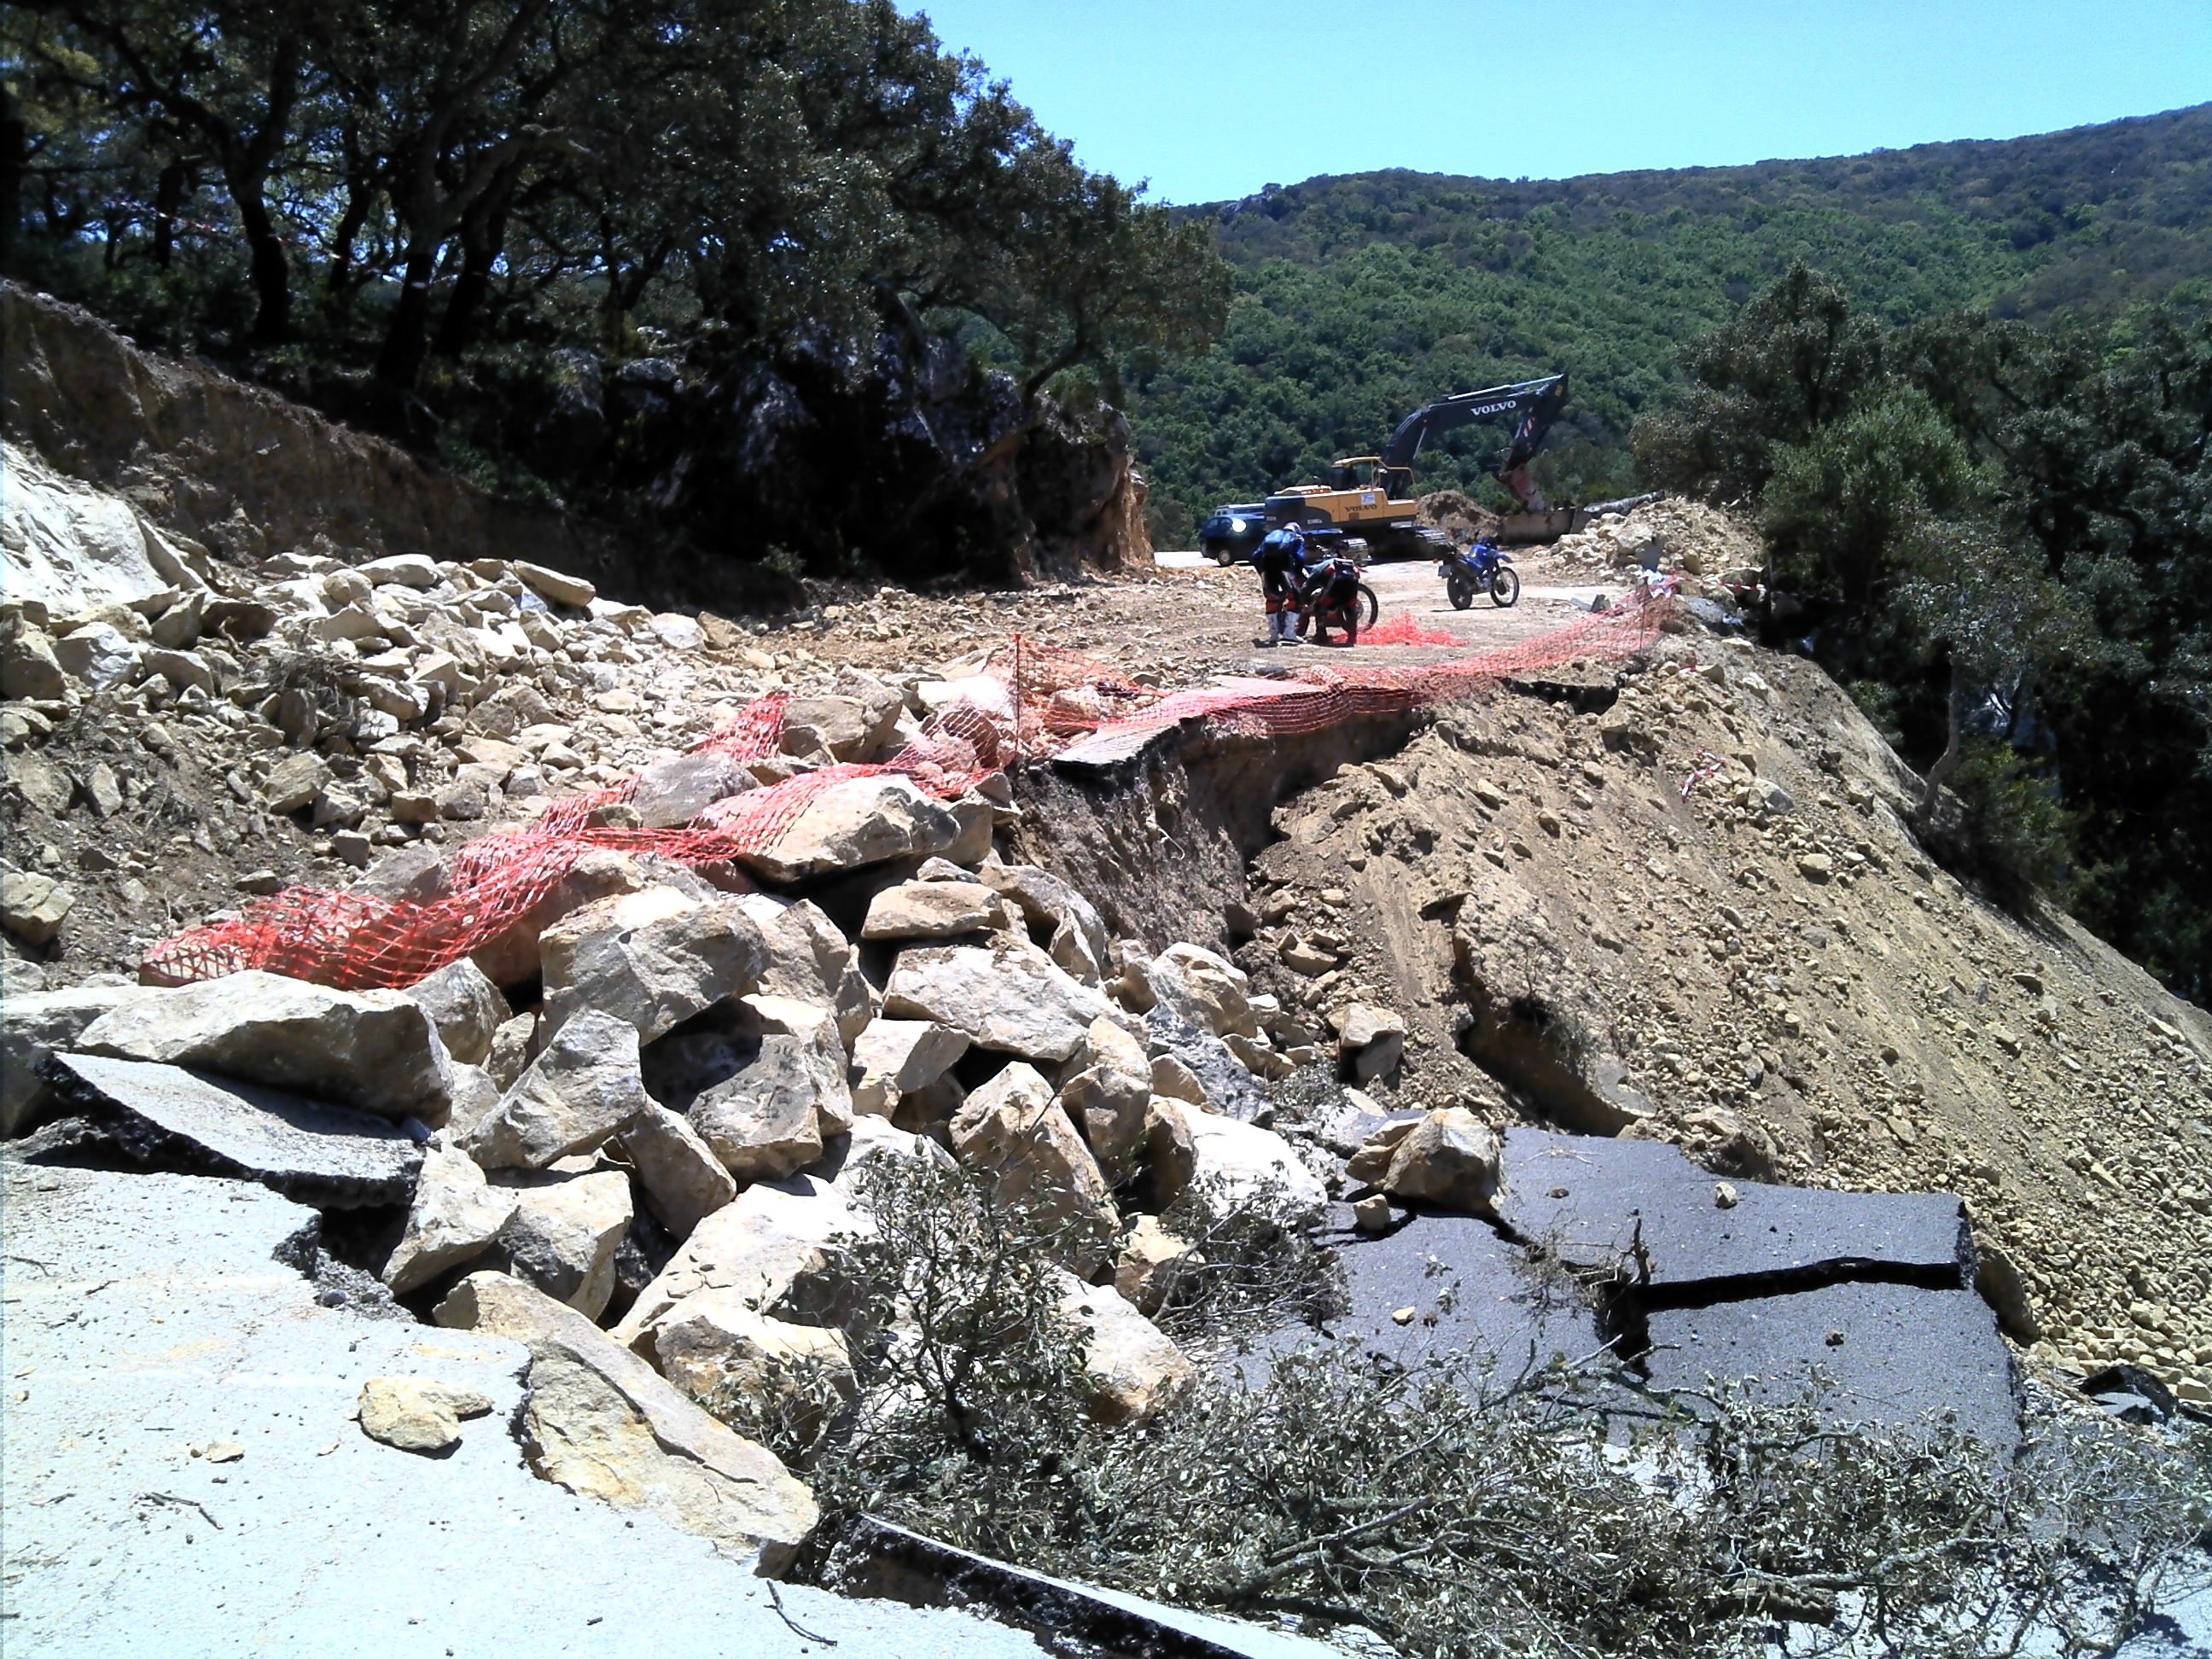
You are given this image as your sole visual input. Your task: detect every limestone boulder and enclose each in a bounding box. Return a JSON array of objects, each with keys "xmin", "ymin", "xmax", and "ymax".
[
  {"xmin": 3, "ymin": 982, "xmax": 154, "ymax": 1135},
  {"xmin": 2, "ymin": 871, "xmax": 74, "ymax": 946},
  {"xmin": 652, "ymin": 1291, "xmax": 858, "ymax": 1422},
  {"xmin": 778, "ymin": 671, "xmax": 905, "ymax": 762},
  {"xmin": 383, "ymin": 1140, "xmax": 521, "ymax": 1295},
  {"xmin": 977, "ymin": 862, "xmax": 1110, "ymax": 986},
  {"xmin": 619, "ymin": 1103, "xmax": 737, "ymax": 1241},
  {"xmin": 1054, "ymin": 1272, "xmax": 1193, "ymax": 1425},
  {"xmin": 1057, "ymin": 1016, "xmax": 1153, "ymax": 1186},
  {"xmin": 403, "ymin": 958, "xmax": 510, "ymax": 1068},
  {"xmin": 480, "ymin": 1166, "xmax": 634, "ymax": 1321},
  {"xmin": 860, "ymin": 880, "xmax": 997, "ymax": 940},
  {"xmin": 734, "ymin": 775, "xmax": 959, "ymax": 883},
  {"xmin": 882, "ymin": 936, "xmax": 1109, "ymax": 1063},
  {"xmin": 686, "ymin": 1035, "xmax": 824, "ymax": 1184},
  {"xmin": 1335, "ymin": 1004, "xmax": 1407, "ymax": 1086},
  {"xmin": 79, "ymin": 969, "xmax": 454, "ymax": 1124},
  {"xmin": 2, "ymin": 626, "xmax": 69, "ymax": 699},
  {"xmin": 1115, "ymin": 1214, "xmax": 1202, "ymax": 1317},
  {"xmin": 734, "ymin": 894, "xmax": 876, "ymax": 1046},
  {"xmin": 1142, "ymin": 1097, "xmax": 1198, "ymax": 1208},
  {"xmin": 847, "ymin": 1018, "xmax": 969, "ymax": 1118},
  {"xmin": 1348, "ymin": 1109, "xmax": 1501, "ymax": 1217},
  {"xmin": 1148, "ymin": 943, "xmax": 1258, "ymax": 1041},
  {"xmin": 465, "ymin": 1009, "xmax": 649, "ymax": 1170},
  {"xmin": 809, "ymin": 1113, "xmax": 954, "ymax": 1191},
  {"xmin": 53, "ymin": 620, "xmax": 143, "ymax": 690},
  {"xmin": 1155, "ymin": 1097, "xmax": 1326, "ymax": 1223},
  {"xmin": 434, "ymin": 1271, "xmax": 818, "ymax": 1569},
  {"xmin": 631, "ymin": 751, "xmax": 754, "ymax": 830},
  {"xmin": 948, "ymin": 1062, "xmax": 1118, "ymax": 1272},
  {"xmin": 471, "ymin": 848, "xmax": 698, "ymax": 989},
  {"xmin": 614, "ymin": 1174, "xmax": 866, "ymax": 1352},
  {"xmin": 538, "ymin": 886, "xmax": 767, "ymax": 1045},
  {"xmin": 484, "ymin": 1012, "xmax": 536, "ymax": 1091}
]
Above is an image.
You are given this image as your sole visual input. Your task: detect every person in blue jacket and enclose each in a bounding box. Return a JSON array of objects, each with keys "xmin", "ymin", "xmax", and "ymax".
[{"xmin": 1251, "ymin": 521, "xmax": 1310, "ymax": 647}]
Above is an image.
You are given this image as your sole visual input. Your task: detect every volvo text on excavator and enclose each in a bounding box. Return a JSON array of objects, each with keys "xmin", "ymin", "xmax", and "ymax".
[{"xmin": 1200, "ymin": 375, "xmax": 1576, "ymax": 564}]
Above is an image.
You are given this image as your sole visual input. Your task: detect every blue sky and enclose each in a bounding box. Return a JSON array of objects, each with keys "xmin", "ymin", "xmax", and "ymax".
[{"xmin": 907, "ymin": 1, "xmax": 2212, "ymax": 202}]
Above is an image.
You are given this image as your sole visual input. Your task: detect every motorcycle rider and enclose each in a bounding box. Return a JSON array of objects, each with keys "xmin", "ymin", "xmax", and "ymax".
[
  {"xmin": 1301, "ymin": 547, "xmax": 1365, "ymax": 645},
  {"xmin": 1251, "ymin": 519, "xmax": 1310, "ymax": 647}
]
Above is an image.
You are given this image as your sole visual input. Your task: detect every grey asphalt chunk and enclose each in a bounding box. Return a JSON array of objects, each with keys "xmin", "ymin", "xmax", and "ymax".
[
  {"xmin": 1643, "ymin": 1281, "xmax": 2023, "ymax": 1452},
  {"xmin": 1497, "ymin": 1127, "xmax": 1971, "ymax": 1287},
  {"xmin": 1232, "ymin": 1208, "xmax": 1606, "ymax": 1390},
  {"xmin": 34, "ymin": 1051, "xmax": 422, "ymax": 1208},
  {"xmin": 0, "ymin": 1162, "xmax": 1054, "ymax": 1659}
]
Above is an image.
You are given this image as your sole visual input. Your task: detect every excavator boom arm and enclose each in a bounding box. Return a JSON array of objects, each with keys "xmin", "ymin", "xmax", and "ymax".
[{"xmin": 1379, "ymin": 374, "xmax": 1569, "ymax": 474}]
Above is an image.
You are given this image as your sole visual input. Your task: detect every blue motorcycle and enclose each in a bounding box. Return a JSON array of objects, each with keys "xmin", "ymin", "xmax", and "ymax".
[{"xmin": 1440, "ymin": 539, "xmax": 1520, "ymax": 609}]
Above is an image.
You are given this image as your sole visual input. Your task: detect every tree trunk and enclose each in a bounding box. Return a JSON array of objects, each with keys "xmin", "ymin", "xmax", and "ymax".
[
  {"xmin": 235, "ymin": 187, "xmax": 293, "ymax": 343},
  {"xmin": 432, "ymin": 191, "xmax": 509, "ymax": 359},
  {"xmin": 152, "ymin": 160, "xmax": 187, "ymax": 267},
  {"xmin": 1917, "ymin": 665, "xmax": 1968, "ymax": 829},
  {"xmin": 0, "ymin": 84, "xmax": 25, "ymax": 271},
  {"xmin": 377, "ymin": 241, "xmax": 441, "ymax": 387}
]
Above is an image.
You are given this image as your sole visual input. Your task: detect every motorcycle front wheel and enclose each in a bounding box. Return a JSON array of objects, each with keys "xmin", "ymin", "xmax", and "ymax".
[
  {"xmin": 1490, "ymin": 567, "xmax": 1521, "ymax": 608},
  {"xmin": 1357, "ymin": 582, "xmax": 1380, "ymax": 626}
]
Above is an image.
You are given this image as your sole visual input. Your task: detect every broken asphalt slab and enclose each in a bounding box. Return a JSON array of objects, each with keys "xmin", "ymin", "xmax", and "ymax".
[
  {"xmin": 1644, "ymin": 1282, "xmax": 2023, "ymax": 1452},
  {"xmin": 26, "ymin": 1051, "xmax": 422, "ymax": 1208},
  {"xmin": 0, "ymin": 1162, "xmax": 1335, "ymax": 1659},
  {"xmin": 1232, "ymin": 1207, "xmax": 1605, "ymax": 1389},
  {"xmin": 1496, "ymin": 1127, "xmax": 1971, "ymax": 1288}
]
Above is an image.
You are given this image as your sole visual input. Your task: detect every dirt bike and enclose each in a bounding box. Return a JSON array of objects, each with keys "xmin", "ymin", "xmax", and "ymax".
[
  {"xmin": 1298, "ymin": 559, "xmax": 1377, "ymax": 645},
  {"xmin": 1441, "ymin": 539, "xmax": 1520, "ymax": 608}
]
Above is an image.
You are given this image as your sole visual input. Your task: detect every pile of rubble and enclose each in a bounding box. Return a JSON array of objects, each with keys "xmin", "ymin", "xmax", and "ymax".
[
  {"xmin": 6, "ymin": 762, "xmax": 1437, "ymax": 1559},
  {"xmin": 1540, "ymin": 498, "xmax": 1767, "ymax": 588}
]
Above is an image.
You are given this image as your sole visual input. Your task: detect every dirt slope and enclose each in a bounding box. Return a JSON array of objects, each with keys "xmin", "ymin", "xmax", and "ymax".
[{"xmin": 1235, "ymin": 633, "xmax": 2212, "ymax": 1395}]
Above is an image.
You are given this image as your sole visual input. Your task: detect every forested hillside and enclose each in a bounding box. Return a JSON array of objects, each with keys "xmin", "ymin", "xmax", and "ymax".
[{"xmin": 1130, "ymin": 104, "xmax": 2212, "ymax": 540}]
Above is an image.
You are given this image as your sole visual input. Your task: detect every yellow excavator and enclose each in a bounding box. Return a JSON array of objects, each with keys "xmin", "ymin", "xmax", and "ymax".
[{"xmin": 1260, "ymin": 374, "xmax": 1573, "ymax": 561}]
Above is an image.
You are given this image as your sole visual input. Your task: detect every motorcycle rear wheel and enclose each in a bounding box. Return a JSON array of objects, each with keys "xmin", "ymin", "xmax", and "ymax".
[{"xmin": 1447, "ymin": 574, "xmax": 1474, "ymax": 610}]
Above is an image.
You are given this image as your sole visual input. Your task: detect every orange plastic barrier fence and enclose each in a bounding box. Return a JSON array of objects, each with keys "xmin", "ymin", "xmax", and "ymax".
[{"xmin": 140, "ymin": 589, "xmax": 1674, "ymax": 990}]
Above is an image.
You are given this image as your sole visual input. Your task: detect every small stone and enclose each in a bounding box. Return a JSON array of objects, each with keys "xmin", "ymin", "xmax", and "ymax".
[
  {"xmin": 261, "ymin": 751, "xmax": 333, "ymax": 815},
  {"xmin": 1714, "ymin": 1181, "xmax": 1739, "ymax": 1209},
  {"xmin": 1353, "ymin": 1194, "xmax": 1394, "ymax": 1233},
  {"xmin": 512, "ymin": 561, "xmax": 596, "ymax": 608},
  {"xmin": 1390, "ymin": 1306, "xmax": 1417, "ymax": 1326},
  {"xmin": 199, "ymin": 1440, "xmax": 246, "ymax": 1464},
  {"xmin": 358, "ymin": 1376, "xmax": 494, "ymax": 1455},
  {"xmin": 1796, "ymin": 853, "xmax": 1833, "ymax": 882}
]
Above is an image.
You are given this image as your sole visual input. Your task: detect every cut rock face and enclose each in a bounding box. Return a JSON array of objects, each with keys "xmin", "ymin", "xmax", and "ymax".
[
  {"xmin": 36, "ymin": 1052, "xmax": 421, "ymax": 1208},
  {"xmin": 465, "ymin": 1010, "xmax": 649, "ymax": 1171},
  {"xmin": 948, "ymin": 1062, "xmax": 1118, "ymax": 1272},
  {"xmin": 538, "ymin": 887, "xmax": 767, "ymax": 1045},
  {"xmin": 77, "ymin": 969, "xmax": 454, "ymax": 1124},
  {"xmin": 883, "ymin": 936, "xmax": 1110, "ymax": 1063},
  {"xmin": 734, "ymin": 775, "xmax": 960, "ymax": 883},
  {"xmin": 434, "ymin": 1271, "xmax": 818, "ymax": 1569}
]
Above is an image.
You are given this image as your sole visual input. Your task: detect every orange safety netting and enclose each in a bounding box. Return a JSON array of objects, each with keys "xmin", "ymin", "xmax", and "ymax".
[
  {"xmin": 141, "ymin": 588, "xmax": 1675, "ymax": 991},
  {"xmin": 1359, "ymin": 613, "xmax": 1458, "ymax": 646}
]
